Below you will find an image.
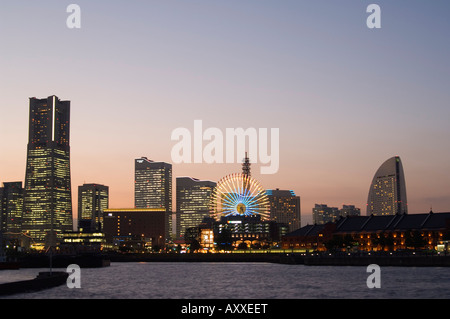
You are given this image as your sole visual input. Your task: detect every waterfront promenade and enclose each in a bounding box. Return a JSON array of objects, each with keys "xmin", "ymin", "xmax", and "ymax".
[
  {"xmin": 104, "ymin": 251, "xmax": 450, "ymax": 267},
  {"xmin": 5, "ymin": 251, "xmax": 450, "ymax": 269}
]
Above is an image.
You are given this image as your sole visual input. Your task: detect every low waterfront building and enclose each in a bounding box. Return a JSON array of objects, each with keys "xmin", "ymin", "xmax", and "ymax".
[
  {"xmin": 103, "ymin": 208, "xmax": 166, "ymax": 251},
  {"xmin": 281, "ymin": 223, "xmax": 336, "ymax": 252},
  {"xmin": 282, "ymin": 211, "xmax": 450, "ymax": 252},
  {"xmin": 61, "ymin": 231, "xmax": 105, "ymax": 254},
  {"xmin": 214, "ymin": 215, "xmax": 289, "ymax": 249},
  {"xmin": 183, "ymin": 215, "xmax": 289, "ymax": 251}
]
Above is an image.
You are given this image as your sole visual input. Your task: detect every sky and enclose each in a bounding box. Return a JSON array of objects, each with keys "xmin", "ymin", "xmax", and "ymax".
[{"xmin": 1, "ymin": 1, "xmax": 450, "ymax": 225}]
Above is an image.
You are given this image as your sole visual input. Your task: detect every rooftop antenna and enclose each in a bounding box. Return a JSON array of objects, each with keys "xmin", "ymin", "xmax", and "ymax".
[{"xmin": 242, "ymin": 151, "xmax": 251, "ymax": 177}]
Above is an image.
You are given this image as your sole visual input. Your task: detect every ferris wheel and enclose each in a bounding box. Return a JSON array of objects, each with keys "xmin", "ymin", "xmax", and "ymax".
[{"xmin": 210, "ymin": 173, "xmax": 269, "ymax": 221}]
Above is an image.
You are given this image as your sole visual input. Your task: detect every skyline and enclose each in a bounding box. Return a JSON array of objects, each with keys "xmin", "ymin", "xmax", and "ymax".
[{"xmin": 1, "ymin": 1, "xmax": 450, "ymax": 225}]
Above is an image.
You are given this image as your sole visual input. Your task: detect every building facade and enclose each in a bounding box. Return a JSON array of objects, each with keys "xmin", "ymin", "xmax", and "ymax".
[
  {"xmin": 367, "ymin": 156, "xmax": 408, "ymax": 216},
  {"xmin": 313, "ymin": 204, "xmax": 361, "ymax": 225},
  {"xmin": 283, "ymin": 211, "xmax": 450, "ymax": 252},
  {"xmin": 22, "ymin": 96, "xmax": 73, "ymax": 248},
  {"xmin": 78, "ymin": 183, "xmax": 109, "ymax": 232},
  {"xmin": 340, "ymin": 205, "xmax": 361, "ymax": 218},
  {"xmin": 267, "ymin": 189, "xmax": 301, "ymax": 232},
  {"xmin": 134, "ymin": 157, "xmax": 172, "ymax": 210},
  {"xmin": 213, "ymin": 215, "xmax": 289, "ymax": 249},
  {"xmin": 103, "ymin": 208, "xmax": 166, "ymax": 250},
  {"xmin": 135, "ymin": 157, "xmax": 172, "ymax": 239},
  {"xmin": 176, "ymin": 177, "xmax": 216, "ymax": 239},
  {"xmin": 313, "ymin": 204, "xmax": 339, "ymax": 225},
  {"xmin": 0, "ymin": 182, "xmax": 24, "ymax": 235}
]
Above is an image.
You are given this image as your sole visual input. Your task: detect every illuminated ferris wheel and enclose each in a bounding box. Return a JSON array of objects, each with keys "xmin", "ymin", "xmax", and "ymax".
[{"xmin": 210, "ymin": 172, "xmax": 270, "ymax": 221}]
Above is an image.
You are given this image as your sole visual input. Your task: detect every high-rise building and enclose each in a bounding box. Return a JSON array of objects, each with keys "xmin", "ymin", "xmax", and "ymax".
[
  {"xmin": 340, "ymin": 205, "xmax": 361, "ymax": 218},
  {"xmin": 312, "ymin": 204, "xmax": 340, "ymax": 225},
  {"xmin": 134, "ymin": 157, "xmax": 172, "ymax": 239},
  {"xmin": 78, "ymin": 183, "xmax": 109, "ymax": 232},
  {"xmin": 22, "ymin": 96, "xmax": 73, "ymax": 248},
  {"xmin": 135, "ymin": 157, "xmax": 172, "ymax": 210},
  {"xmin": 367, "ymin": 156, "xmax": 408, "ymax": 216},
  {"xmin": 267, "ymin": 189, "xmax": 301, "ymax": 232},
  {"xmin": 312, "ymin": 204, "xmax": 361, "ymax": 225},
  {"xmin": 176, "ymin": 177, "xmax": 216, "ymax": 239},
  {"xmin": 0, "ymin": 182, "xmax": 24, "ymax": 235}
]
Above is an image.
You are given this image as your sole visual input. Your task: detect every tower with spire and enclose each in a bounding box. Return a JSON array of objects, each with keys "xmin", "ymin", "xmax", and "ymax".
[{"xmin": 242, "ymin": 152, "xmax": 251, "ymax": 177}]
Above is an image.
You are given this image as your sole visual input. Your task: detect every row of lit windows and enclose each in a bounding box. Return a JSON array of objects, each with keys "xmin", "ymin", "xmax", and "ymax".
[{"xmin": 231, "ymin": 233, "xmax": 268, "ymax": 238}]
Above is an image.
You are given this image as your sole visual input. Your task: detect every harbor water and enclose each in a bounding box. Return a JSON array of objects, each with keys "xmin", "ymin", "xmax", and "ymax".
[{"xmin": 1, "ymin": 262, "xmax": 450, "ymax": 299}]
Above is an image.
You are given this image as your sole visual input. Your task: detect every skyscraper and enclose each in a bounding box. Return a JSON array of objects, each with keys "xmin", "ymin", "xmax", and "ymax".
[
  {"xmin": 135, "ymin": 157, "xmax": 172, "ymax": 239},
  {"xmin": 267, "ymin": 189, "xmax": 301, "ymax": 232},
  {"xmin": 312, "ymin": 204, "xmax": 340, "ymax": 225},
  {"xmin": 367, "ymin": 156, "xmax": 408, "ymax": 216},
  {"xmin": 176, "ymin": 177, "xmax": 216, "ymax": 239},
  {"xmin": 135, "ymin": 157, "xmax": 172, "ymax": 210},
  {"xmin": 22, "ymin": 96, "xmax": 73, "ymax": 248},
  {"xmin": 78, "ymin": 183, "xmax": 109, "ymax": 232},
  {"xmin": 0, "ymin": 182, "xmax": 24, "ymax": 235}
]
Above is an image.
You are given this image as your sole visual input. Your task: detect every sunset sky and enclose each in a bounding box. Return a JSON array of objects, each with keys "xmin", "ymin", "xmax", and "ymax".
[{"xmin": 1, "ymin": 1, "xmax": 450, "ymax": 225}]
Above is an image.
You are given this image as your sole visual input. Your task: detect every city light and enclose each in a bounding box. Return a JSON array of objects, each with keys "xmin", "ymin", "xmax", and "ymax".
[{"xmin": 210, "ymin": 173, "xmax": 269, "ymax": 221}]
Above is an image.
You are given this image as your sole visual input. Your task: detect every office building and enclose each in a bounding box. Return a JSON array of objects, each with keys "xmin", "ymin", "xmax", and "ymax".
[
  {"xmin": 22, "ymin": 96, "xmax": 73, "ymax": 248},
  {"xmin": 134, "ymin": 157, "xmax": 172, "ymax": 240},
  {"xmin": 103, "ymin": 208, "xmax": 166, "ymax": 250},
  {"xmin": 267, "ymin": 189, "xmax": 301, "ymax": 232},
  {"xmin": 135, "ymin": 157, "xmax": 172, "ymax": 210},
  {"xmin": 312, "ymin": 204, "xmax": 360, "ymax": 225},
  {"xmin": 176, "ymin": 177, "xmax": 216, "ymax": 239},
  {"xmin": 340, "ymin": 205, "xmax": 361, "ymax": 217},
  {"xmin": 367, "ymin": 156, "xmax": 408, "ymax": 216},
  {"xmin": 313, "ymin": 204, "xmax": 340, "ymax": 225},
  {"xmin": 78, "ymin": 183, "xmax": 109, "ymax": 232},
  {"xmin": 0, "ymin": 182, "xmax": 24, "ymax": 235}
]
